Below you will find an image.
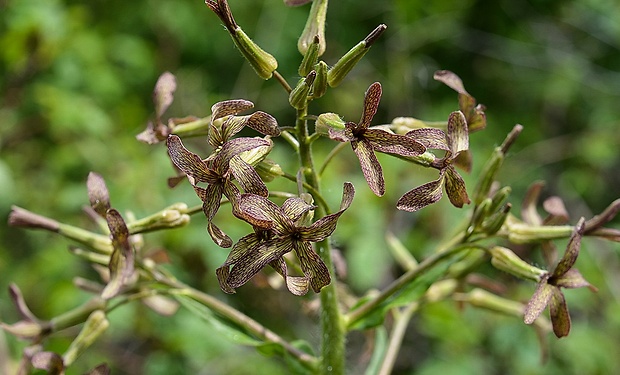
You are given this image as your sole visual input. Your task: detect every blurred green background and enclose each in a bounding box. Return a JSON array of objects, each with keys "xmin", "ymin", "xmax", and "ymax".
[{"xmin": 1, "ymin": 0, "xmax": 619, "ymax": 374}]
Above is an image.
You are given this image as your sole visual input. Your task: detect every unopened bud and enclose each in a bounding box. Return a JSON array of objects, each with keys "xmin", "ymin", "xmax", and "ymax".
[
  {"xmin": 62, "ymin": 310, "xmax": 109, "ymax": 366},
  {"xmin": 489, "ymin": 246, "xmax": 547, "ymax": 282},
  {"xmin": 1, "ymin": 320, "xmax": 45, "ymax": 340},
  {"xmin": 297, "ymin": 0, "xmax": 327, "ymax": 56},
  {"xmin": 489, "ymin": 186, "xmax": 511, "ymax": 213},
  {"xmin": 311, "ymin": 60, "xmax": 328, "ymax": 99},
  {"xmin": 232, "ymin": 27, "xmax": 278, "ymax": 80},
  {"xmin": 424, "ymin": 279, "xmax": 458, "ymax": 302},
  {"xmin": 299, "ymin": 35, "xmax": 320, "ymax": 76},
  {"xmin": 327, "ymin": 24, "xmax": 386, "ymax": 87},
  {"xmin": 315, "ymin": 113, "xmax": 345, "ymax": 135},
  {"xmin": 464, "ymin": 288, "xmax": 524, "ymax": 317},
  {"xmin": 255, "ymin": 158, "xmax": 284, "ymax": 182},
  {"xmin": 472, "ymin": 146, "xmax": 504, "ymax": 205},
  {"xmin": 289, "ymin": 71, "xmax": 316, "ymax": 109},
  {"xmin": 482, "ymin": 203, "xmax": 512, "ymax": 235}
]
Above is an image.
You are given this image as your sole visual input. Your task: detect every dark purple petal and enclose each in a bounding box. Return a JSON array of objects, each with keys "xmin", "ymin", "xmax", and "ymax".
[
  {"xmin": 166, "ymin": 135, "xmax": 217, "ymax": 183},
  {"xmin": 229, "ymin": 156, "xmax": 268, "ymax": 197},
  {"xmin": 211, "ymin": 99, "xmax": 254, "ymax": 121},
  {"xmin": 237, "ymin": 193, "xmax": 292, "ymax": 232},
  {"xmin": 459, "ymin": 94, "xmax": 487, "ymax": 132},
  {"xmin": 396, "ymin": 176, "xmax": 444, "ymax": 212},
  {"xmin": 352, "ymin": 138, "xmax": 385, "ymax": 196},
  {"xmin": 216, "ymin": 233, "xmax": 262, "ymax": 293},
  {"xmin": 213, "ymin": 137, "xmax": 271, "ymax": 171},
  {"xmin": 227, "ymin": 238, "xmax": 293, "ymax": 289},
  {"xmin": 269, "ymin": 258, "xmax": 311, "ymax": 296},
  {"xmin": 444, "ymin": 167, "xmax": 470, "ymax": 208},
  {"xmin": 208, "ymin": 221, "xmax": 233, "ymax": 248},
  {"xmin": 523, "ymin": 279, "xmax": 554, "ymax": 325},
  {"xmin": 553, "ymin": 268, "xmax": 596, "ymax": 290},
  {"xmin": 281, "ymin": 197, "xmax": 316, "ymax": 222},
  {"xmin": 219, "ymin": 116, "xmax": 249, "ymax": 143},
  {"xmin": 194, "ymin": 184, "xmax": 224, "ymax": 222},
  {"xmin": 549, "ymin": 287, "xmax": 571, "ymax": 338},
  {"xmin": 102, "ymin": 209, "xmax": 134, "ymax": 299},
  {"xmin": 447, "ymin": 111, "xmax": 469, "ymax": 156},
  {"xmin": 293, "ymin": 241, "xmax": 331, "ymax": 293},
  {"xmin": 300, "ymin": 182, "xmax": 354, "ymax": 242},
  {"xmin": 245, "ymin": 111, "xmax": 280, "ymax": 136},
  {"xmin": 8, "ymin": 206, "xmax": 60, "ymax": 232},
  {"xmin": 87, "ymin": 172, "xmax": 111, "ymax": 217},
  {"xmin": 365, "ymin": 129, "xmax": 426, "ymax": 156},
  {"xmin": 358, "ymin": 82, "xmax": 382, "ymax": 129},
  {"xmin": 553, "ymin": 217, "xmax": 585, "ymax": 278},
  {"xmin": 405, "ymin": 128, "xmax": 449, "ymax": 151}
]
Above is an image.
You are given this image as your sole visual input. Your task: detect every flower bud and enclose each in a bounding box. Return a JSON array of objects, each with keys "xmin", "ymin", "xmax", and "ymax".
[
  {"xmin": 482, "ymin": 203, "xmax": 512, "ymax": 235},
  {"xmin": 238, "ymin": 136, "xmax": 274, "ymax": 165},
  {"xmin": 255, "ymin": 158, "xmax": 284, "ymax": 182},
  {"xmin": 311, "ymin": 60, "xmax": 329, "ymax": 99},
  {"xmin": 299, "ymin": 35, "xmax": 320, "ymax": 76},
  {"xmin": 315, "ymin": 113, "xmax": 345, "ymax": 135},
  {"xmin": 464, "ymin": 288, "xmax": 524, "ymax": 317},
  {"xmin": 297, "ymin": 0, "xmax": 327, "ymax": 56},
  {"xmin": 327, "ymin": 24, "xmax": 387, "ymax": 87},
  {"xmin": 472, "ymin": 146, "xmax": 504, "ymax": 205},
  {"xmin": 489, "ymin": 186, "xmax": 511, "ymax": 213},
  {"xmin": 489, "ymin": 246, "xmax": 547, "ymax": 282},
  {"xmin": 232, "ymin": 27, "xmax": 279, "ymax": 80},
  {"xmin": 289, "ymin": 71, "xmax": 316, "ymax": 109},
  {"xmin": 62, "ymin": 310, "xmax": 109, "ymax": 366},
  {"xmin": 1, "ymin": 320, "xmax": 45, "ymax": 340}
]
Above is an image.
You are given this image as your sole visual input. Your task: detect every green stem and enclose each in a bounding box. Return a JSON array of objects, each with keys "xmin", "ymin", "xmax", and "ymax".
[
  {"xmin": 378, "ymin": 304, "xmax": 418, "ymax": 375},
  {"xmin": 296, "ymin": 107, "xmax": 345, "ymax": 374}
]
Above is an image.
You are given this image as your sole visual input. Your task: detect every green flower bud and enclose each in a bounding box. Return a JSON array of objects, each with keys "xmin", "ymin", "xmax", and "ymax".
[
  {"xmin": 232, "ymin": 27, "xmax": 278, "ymax": 80},
  {"xmin": 472, "ymin": 146, "xmax": 504, "ymax": 205},
  {"xmin": 327, "ymin": 24, "xmax": 386, "ymax": 87},
  {"xmin": 62, "ymin": 310, "xmax": 109, "ymax": 366},
  {"xmin": 482, "ymin": 203, "xmax": 512, "ymax": 235},
  {"xmin": 489, "ymin": 186, "xmax": 511, "ymax": 213},
  {"xmin": 289, "ymin": 71, "xmax": 316, "ymax": 109},
  {"xmin": 315, "ymin": 112, "xmax": 345, "ymax": 135},
  {"xmin": 489, "ymin": 246, "xmax": 547, "ymax": 282},
  {"xmin": 311, "ymin": 60, "xmax": 328, "ymax": 99},
  {"xmin": 0, "ymin": 320, "xmax": 45, "ymax": 340},
  {"xmin": 255, "ymin": 158, "xmax": 284, "ymax": 182},
  {"xmin": 469, "ymin": 198, "xmax": 492, "ymax": 233},
  {"xmin": 464, "ymin": 288, "xmax": 524, "ymax": 317},
  {"xmin": 298, "ymin": 0, "xmax": 327, "ymax": 56},
  {"xmin": 299, "ymin": 35, "xmax": 320, "ymax": 76}
]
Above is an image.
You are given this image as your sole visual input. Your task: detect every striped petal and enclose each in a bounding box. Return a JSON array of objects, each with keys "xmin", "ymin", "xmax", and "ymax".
[
  {"xmin": 396, "ymin": 176, "xmax": 444, "ymax": 212},
  {"xmin": 167, "ymin": 135, "xmax": 218, "ymax": 183},
  {"xmin": 359, "ymin": 82, "xmax": 382, "ymax": 129},
  {"xmin": 444, "ymin": 167, "xmax": 470, "ymax": 208},
  {"xmin": 229, "ymin": 155, "xmax": 268, "ymax": 197},
  {"xmin": 365, "ymin": 128, "xmax": 426, "ymax": 156},
  {"xmin": 300, "ymin": 182, "xmax": 354, "ymax": 242},
  {"xmin": 405, "ymin": 128, "xmax": 449, "ymax": 151},
  {"xmin": 293, "ymin": 241, "xmax": 331, "ymax": 293},
  {"xmin": 352, "ymin": 138, "xmax": 385, "ymax": 196},
  {"xmin": 226, "ymin": 238, "xmax": 293, "ymax": 289}
]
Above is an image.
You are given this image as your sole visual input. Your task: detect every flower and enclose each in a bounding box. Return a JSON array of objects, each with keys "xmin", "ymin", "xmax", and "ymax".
[
  {"xmin": 433, "ymin": 70, "xmax": 486, "ymax": 132},
  {"xmin": 524, "ymin": 218, "xmax": 597, "ymax": 338},
  {"xmin": 216, "ymin": 182, "xmax": 355, "ymax": 295},
  {"xmin": 328, "ymin": 82, "xmax": 426, "ymax": 196},
  {"xmin": 136, "ymin": 72, "xmax": 178, "ymax": 144},
  {"xmin": 166, "ymin": 135, "xmax": 271, "ymax": 247},
  {"xmin": 397, "ymin": 111, "xmax": 471, "ymax": 211}
]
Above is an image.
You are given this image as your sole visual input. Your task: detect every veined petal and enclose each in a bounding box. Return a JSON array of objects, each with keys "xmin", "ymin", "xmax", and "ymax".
[
  {"xmin": 102, "ymin": 209, "xmax": 134, "ymax": 299},
  {"xmin": 281, "ymin": 197, "xmax": 316, "ymax": 222},
  {"xmin": 220, "ymin": 115, "xmax": 249, "ymax": 142},
  {"xmin": 352, "ymin": 138, "xmax": 385, "ymax": 196},
  {"xmin": 208, "ymin": 221, "xmax": 233, "ymax": 248},
  {"xmin": 328, "ymin": 127, "xmax": 352, "ymax": 143},
  {"xmin": 553, "ymin": 217, "xmax": 585, "ymax": 277},
  {"xmin": 214, "ymin": 137, "xmax": 271, "ymax": 171},
  {"xmin": 405, "ymin": 128, "xmax": 449, "ymax": 151},
  {"xmin": 434, "ymin": 70, "xmax": 468, "ymax": 95},
  {"xmin": 553, "ymin": 268, "xmax": 595, "ymax": 290},
  {"xmin": 195, "ymin": 183, "xmax": 224, "ymax": 222},
  {"xmin": 154, "ymin": 72, "xmax": 177, "ymax": 120},
  {"xmin": 227, "ymin": 238, "xmax": 293, "ymax": 289},
  {"xmin": 444, "ymin": 167, "xmax": 470, "ymax": 208},
  {"xmin": 396, "ymin": 176, "xmax": 444, "ymax": 212},
  {"xmin": 293, "ymin": 241, "xmax": 331, "ymax": 293},
  {"xmin": 524, "ymin": 280, "xmax": 554, "ymax": 325},
  {"xmin": 167, "ymin": 135, "xmax": 217, "ymax": 183},
  {"xmin": 300, "ymin": 182, "xmax": 355, "ymax": 242},
  {"xmin": 211, "ymin": 99, "xmax": 254, "ymax": 121},
  {"xmin": 359, "ymin": 82, "xmax": 382, "ymax": 129},
  {"xmin": 269, "ymin": 258, "xmax": 311, "ymax": 296},
  {"xmin": 245, "ymin": 111, "xmax": 280, "ymax": 136},
  {"xmin": 237, "ymin": 193, "xmax": 293, "ymax": 232},
  {"xmin": 217, "ymin": 233, "xmax": 262, "ymax": 293},
  {"xmin": 549, "ymin": 288, "xmax": 571, "ymax": 338},
  {"xmin": 229, "ymin": 156, "xmax": 268, "ymax": 197},
  {"xmin": 365, "ymin": 129, "xmax": 426, "ymax": 156},
  {"xmin": 87, "ymin": 172, "xmax": 111, "ymax": 217},
  {"xmin": 447, "ymin": 111, "xmax": 469, "ymax": 155}
]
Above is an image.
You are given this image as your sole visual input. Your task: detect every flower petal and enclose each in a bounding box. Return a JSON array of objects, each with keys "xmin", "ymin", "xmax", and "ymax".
[
  {"xmin": 365, "ymin": 129, "xmax": 426, "ymax": 156},
  {"xmin": 281, "ymin": 197, "xmax": 316, "ymax": 222},
  {"xmin": 227, "ymin": 238, "xmax": 293, "ymax": 289},
  {"xmin": 245, "ymin": 111, "xmax": 280, "ymax": 136},
  {"xmin": 542, "ymin": 196, "xmax": 570, "ymax": 225},
  {"xmin": 167, "ymin": 135, "xmax": 217, "ymax": 183},
  {"xmin": 552, "ymin": 217, "xmax": 585, "ymax": 278},
  {"xmin": 434, "ymin": 70, "xmax": 468, "ymax": 95},
  {"xmin": 216, "ymin": 233, "xmax": 262, "ymax": 293},
  {"xmin": 553, "ymin": 268, "xmax": 596, "ymax": 290},
  {"xmin": 207, "ymin": 221, "xmax": 233, "ymax": 248},
  {"xmin": 352, "ymin": 138, "xmax": 385, "ymax": 196},
  {"xmin": 194, "ymin": 184, "xmax": 224, "ymax": 222},
  {"xmin": 211, "ymin": 99, "xmax": 254, "ymax": 121},
  {"xmin": 293, "ymin": 241, "xmax": 331, "ymax": 293},
  {"xmin": 524, "ymin": 280, "xmax": 554, "ymax": 325},
  {"xmin": 396, "ymin": 176, "xmax": 444, "ymax": 212},
  {"xmin": 102, "ymin": 209, "xmax": 134, "ymax": 299},
  {"xmin": 447, "ymin": 111, "xmax": 469, "ymax": 155},
  {"xmin": 359, "ymin": 82, "xmax": 382, "ymax": 129},
  {"xmin": 213, "ymin": 137, "xmax": 271, "ymax": 171},
  {"xmin": 549, "ymin": 287, "xmax": 571, "ymax": 338},
  {"xmin": 522, "ymin": 181, "xmax": 545, "ymax": 226},
  {"xmin": 328, "ymin": 127, "xmax": 352, "ymax": 143},
  {"xmin": 405, "ymin": 128, "xmax": 449, "ymax": 151},
  {"xmin": 444, "ymin": 167, "xmax": 470, "ymax": 208},
  {"xmin": 153, "ymin": 72, "xmax": 177, "ymax": 120},
  {"xmin": 229, "ymin": 155, "xmax": 268, "ymax": 197},
  {"xmin": 269, "ymin": 258, "xmax": 311, "ymax": 296},
  {"xmin": 237, "ymin": 193, "xmax": 292, "ymax": 232},
  {"xmin": 300, "ymin": 182, "xmax": 354, "ymax": 242}
]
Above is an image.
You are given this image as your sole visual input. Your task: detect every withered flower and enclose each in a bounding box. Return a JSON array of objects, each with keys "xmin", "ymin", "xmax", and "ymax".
[
  {"xmin": 167, "ymin": 135, "xmax": 270, "ymax": 247},
  {"xmin": 524, "ymin": 218, "xmax": 597, "ymax": 338},
  {"xmin": 397, "ymin": 111, "xmax": 470, "ymax": 211},
  {"xmin": 217, "ymin": 182, "xmax": 355, "ymax": 295},
  {"xmin": 434, "ymin": 70, "xmax": 486, "ymax": 132},
  {"xmin": 136, "ymin": 72, "xmax": 178, "ymax": 144},
  {"xmin": 328, "ymin": 82, "xmax": 425, "ymax": 196}
]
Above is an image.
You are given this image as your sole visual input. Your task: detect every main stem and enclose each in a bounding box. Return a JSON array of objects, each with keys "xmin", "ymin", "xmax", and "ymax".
[{"xmin": 296, "ymin": 107, "xmax": 345, "ymax": 374}]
